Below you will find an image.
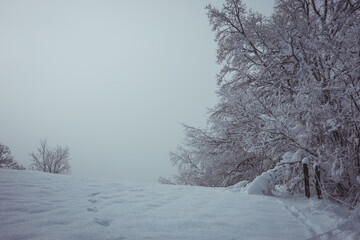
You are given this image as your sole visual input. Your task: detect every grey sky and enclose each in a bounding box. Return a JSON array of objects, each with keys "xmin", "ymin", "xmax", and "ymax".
[{"xmin": 0, "ymin": 0, "xmax": 274, "ymax": 183}]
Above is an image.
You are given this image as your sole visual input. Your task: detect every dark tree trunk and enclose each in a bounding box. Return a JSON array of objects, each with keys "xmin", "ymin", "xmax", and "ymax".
[
  {"xmin": 315, "ymin": 165, "xmax": 322, "ymax": 199},
  {"xmin": 303, "ymin": 163, "xmax": 310, "ymax": 198}
]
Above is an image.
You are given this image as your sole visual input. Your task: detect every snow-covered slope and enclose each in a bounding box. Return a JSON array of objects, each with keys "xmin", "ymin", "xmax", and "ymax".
[{"xmin": 0, "ymin": 169, "xmax": 358, "ymax": 240}]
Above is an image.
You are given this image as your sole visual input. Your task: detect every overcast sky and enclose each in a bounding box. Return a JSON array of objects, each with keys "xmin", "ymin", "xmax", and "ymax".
[{"xmin": 0, "ymin": 0, "xmax": 274, "ymax": 183}]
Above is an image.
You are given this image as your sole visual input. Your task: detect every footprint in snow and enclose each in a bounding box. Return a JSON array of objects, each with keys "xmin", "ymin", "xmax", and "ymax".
[
  {"xmin": 94, "ymin": 217, "xmax": 112, "ymax": 227},
  {"xmin": 88, "ymin": 199, "xmax": 98, "ymax": 204},
  {"xmin": 87, "ymin": 207, "xmax": 98, "ymax": 212},
  {"xmin": 89, "ymin": 192, "xmax": 101, "ymax": 197}
]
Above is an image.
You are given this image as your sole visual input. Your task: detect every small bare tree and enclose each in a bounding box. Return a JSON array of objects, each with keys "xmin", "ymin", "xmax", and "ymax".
[{"xmin": 30, "ymin": 139, "xmax": 71, "ymax": 174}]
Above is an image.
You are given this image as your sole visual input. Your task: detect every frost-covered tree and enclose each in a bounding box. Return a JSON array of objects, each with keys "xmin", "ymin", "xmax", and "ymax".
[
  {"xmin": 0, "ymin": 143, "xmax": 25, "ymax": 170},
  {"xmin": 166, "ymin": 0, "xmax": 360, "ymax": 205},
  {"xmin": 167, "ymin": 123, "xmax": 266, "ymax": 187},
  {"xmin": 30, "ymin": 139, "xmax": 71, "ymax": 174}
]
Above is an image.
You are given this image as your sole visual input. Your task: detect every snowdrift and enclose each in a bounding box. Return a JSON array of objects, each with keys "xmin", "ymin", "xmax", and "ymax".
[{"xmin": 1, "ymin": 169, "xmax": 359, "ymax": 240}]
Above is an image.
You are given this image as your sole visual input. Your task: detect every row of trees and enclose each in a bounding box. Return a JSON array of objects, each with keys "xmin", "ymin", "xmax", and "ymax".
[
  {"xmin": 163, "ymin": 0, "xmax": 360, "ymax": 206},
  {"xmin": 0, "ymin": 139, "xmax": 71, "ymax": 174}
]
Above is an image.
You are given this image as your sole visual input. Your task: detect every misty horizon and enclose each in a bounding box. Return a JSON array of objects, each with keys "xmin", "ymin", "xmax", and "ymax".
[{"xmin": 0, "ymin": 0, "xmax": 274, "ymax": 183}]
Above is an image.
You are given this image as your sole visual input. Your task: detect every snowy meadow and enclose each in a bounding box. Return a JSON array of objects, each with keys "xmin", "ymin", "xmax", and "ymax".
[
  {"xmin": 1, "ymin": 169, "xmax": 359, "ymax": 240},
  {"xmin": 1, "ymin": 0, "xmax": 360, "ymax": 239}
]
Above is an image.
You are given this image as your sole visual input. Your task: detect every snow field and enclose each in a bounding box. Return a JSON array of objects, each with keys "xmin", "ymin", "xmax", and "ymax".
[{"xmin": 0, "ymin": 169, "xmax": 359, "ymax": 240}]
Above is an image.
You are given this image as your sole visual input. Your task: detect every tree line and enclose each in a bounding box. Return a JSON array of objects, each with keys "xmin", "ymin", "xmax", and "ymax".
[
  {"xmin": 162, "ymin": 0, "xmax": 360, "ymax": 206},
  {"xmin": 0, "ymin": 139, "xmax": 71, "ymax": 174}
]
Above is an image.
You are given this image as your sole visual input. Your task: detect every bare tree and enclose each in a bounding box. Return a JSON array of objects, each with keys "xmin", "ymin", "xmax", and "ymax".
[
  {"xmin": 30, "ymin": 139, "xmax": 71, "ymax": 174},
  {"xmin": 158, "ymin": 177, "xmax": 176, "ymax": 185},
  {"xmin": 0, "ymin": 142, "xmax": 25, "ymax": 170}
]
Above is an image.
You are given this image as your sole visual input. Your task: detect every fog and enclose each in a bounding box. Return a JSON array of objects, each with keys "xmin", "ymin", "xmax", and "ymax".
[{"xmin": 0, "ymin": 0, "xmax": 274, "ymax": 183}]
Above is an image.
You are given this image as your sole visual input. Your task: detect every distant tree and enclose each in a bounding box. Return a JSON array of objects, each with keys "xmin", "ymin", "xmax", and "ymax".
[
  {"xmin": 0, "ymin": 143, "xmax": 25, "ymax": 170},
  {"xmin": 30, "ymin": 139, "xmax": 71, "ymax": 174}
]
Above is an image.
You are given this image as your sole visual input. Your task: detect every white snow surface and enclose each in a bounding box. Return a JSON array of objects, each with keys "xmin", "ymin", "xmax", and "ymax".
[
  {"xmin": 281, "ymin": 152, "xmax": 294, "ymax": 163},
  {"xmin": 280, "ymin": 149, "xmax": 308, "ymax": 165},
  {"xmin": 1, "ymin": 169, "xmax": 359, "ymax": 240},
  {"xmin": 247, "ymin": 170, "xmax": 275, "ymax": 196},
  {"xmin": 302, "ymin": 157, "xmax": 310, "ymax": 165}
]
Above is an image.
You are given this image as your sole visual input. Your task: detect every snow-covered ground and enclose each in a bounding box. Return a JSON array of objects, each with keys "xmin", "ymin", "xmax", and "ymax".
[{"xmin": 0, "ymin": 169, "xmax": 359, "ymax": 240}]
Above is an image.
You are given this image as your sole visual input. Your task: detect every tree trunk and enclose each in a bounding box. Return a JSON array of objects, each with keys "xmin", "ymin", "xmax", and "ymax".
[
  {"xmin": 303, "ymin": 163, "xmax": 310, "ymax": 198},
  {"xmin": 315, "ymin": 165, "xmax": 322, "ymax": 199}
]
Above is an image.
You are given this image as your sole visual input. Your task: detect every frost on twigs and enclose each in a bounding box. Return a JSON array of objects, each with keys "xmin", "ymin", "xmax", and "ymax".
[
  {"xmin": 169, "ymin": 0, "xmax": 360, "ymax": 205},
  {"xmin": 274, "ymin": 149, "xmax": 312, "ymax": 195}
]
